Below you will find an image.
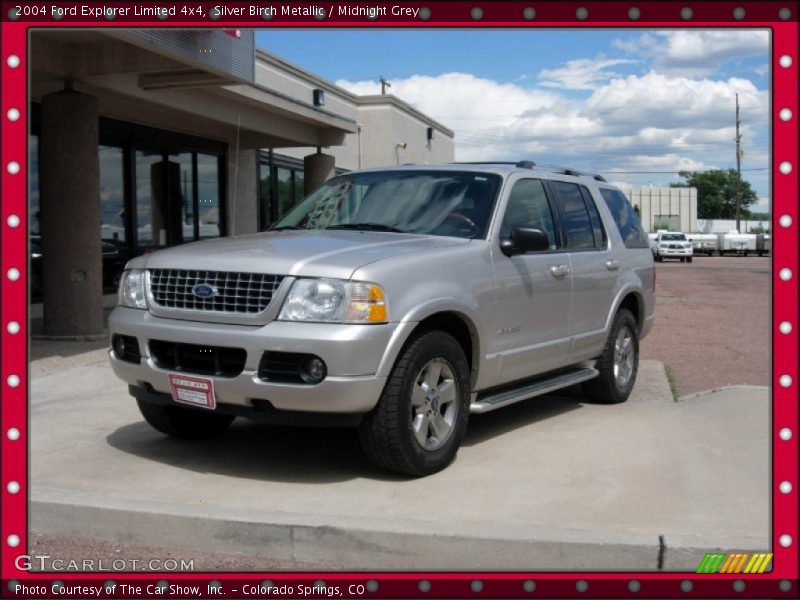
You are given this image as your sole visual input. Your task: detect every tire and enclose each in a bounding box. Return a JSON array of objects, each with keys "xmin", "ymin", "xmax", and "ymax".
[
  {"xmin": 687, "ymin": 257, "xmax": 693, "ymax": 263},
  {"xmin": 137, "ymin": 399, "xmax": 235, "ymax": 439},
  {"xmin": 358, "ymin": 330, "xmax": 470, "ymax": 477},
  {"xmin": 582, "ymin": 309, "xmax": 639, "ymax": 404}
]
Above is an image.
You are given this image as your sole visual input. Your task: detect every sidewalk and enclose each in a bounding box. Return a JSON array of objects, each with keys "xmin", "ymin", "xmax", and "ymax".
[{"xmin": 29, "ymin": 343, "xmax": 769, "ymax": 570}]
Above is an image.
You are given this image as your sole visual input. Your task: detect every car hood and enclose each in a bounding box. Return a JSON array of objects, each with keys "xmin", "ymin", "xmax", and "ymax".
[{"xmin": 131, "ymin": 231, "xmax": 470, "ymax": 279}]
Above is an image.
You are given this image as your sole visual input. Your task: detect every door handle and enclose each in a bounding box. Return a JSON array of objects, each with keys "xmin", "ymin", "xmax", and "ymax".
[
  {"xmin": 550, "ymin": 264, "xmax": 570, "ymax": 278},
  {"xmin": 605, "ymin": 259, "xmax": 620, "ymax": 271}
]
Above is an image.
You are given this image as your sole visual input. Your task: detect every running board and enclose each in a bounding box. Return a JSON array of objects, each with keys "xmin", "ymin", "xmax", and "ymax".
[{"xmin": 470, "ymin": 367, "xmax": 598, "ymax": 414}]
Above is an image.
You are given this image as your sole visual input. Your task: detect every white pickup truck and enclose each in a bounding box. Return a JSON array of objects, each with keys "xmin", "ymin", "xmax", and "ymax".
[{"xmin": 651, "ymin": 231, "xmax": 693, "ymax": 262}]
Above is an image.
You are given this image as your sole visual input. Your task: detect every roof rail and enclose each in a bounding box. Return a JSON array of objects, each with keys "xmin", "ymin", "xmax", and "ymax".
[
  {"xmin": 449, "ymin": 160, "xmax": 606, "ymax": 181},
  {"xmin": 535, "ymin": 163, "xmax": 607, "ymax": 182}
]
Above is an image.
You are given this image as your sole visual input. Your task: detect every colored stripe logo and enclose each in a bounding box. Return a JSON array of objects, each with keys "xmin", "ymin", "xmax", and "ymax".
[{"xmin": 696, "ymin": 552, "xmax": 772, "ymax": 574}]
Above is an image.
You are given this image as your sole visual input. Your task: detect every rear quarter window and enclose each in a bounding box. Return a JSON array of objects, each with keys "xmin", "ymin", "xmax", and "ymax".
[{"xmin": 599, "ymin": 188, "xmax": 650, "ymax": 249}]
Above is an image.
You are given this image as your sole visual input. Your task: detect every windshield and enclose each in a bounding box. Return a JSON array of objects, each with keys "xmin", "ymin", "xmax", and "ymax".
[
  {"xmin": 662, "ymin": 233, "xmax": 687, "ymax": 241},
  {"xmin": 273, "ymin": 170, "xmax": 503, "ymax": 239}
]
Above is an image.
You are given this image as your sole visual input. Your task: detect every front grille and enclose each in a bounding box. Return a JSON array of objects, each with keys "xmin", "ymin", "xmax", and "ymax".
[
  {"xmin": 150, "ymin": 340, "xmax": 246, "ymax": 377},
  {"xmin": 149, "ymin": 269, "xmax": 283, "ymax": 314}
]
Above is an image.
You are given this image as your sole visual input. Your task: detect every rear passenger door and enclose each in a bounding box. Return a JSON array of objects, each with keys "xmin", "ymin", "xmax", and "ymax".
[{"xmin": 548, "ymin": 181, "xmax": 616, "ymax": 361}]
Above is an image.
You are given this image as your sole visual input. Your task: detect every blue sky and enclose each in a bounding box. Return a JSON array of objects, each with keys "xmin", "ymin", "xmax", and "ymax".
[{"xmin": 256, "ymin": 29, "xmax": 771, "ymax": 210}]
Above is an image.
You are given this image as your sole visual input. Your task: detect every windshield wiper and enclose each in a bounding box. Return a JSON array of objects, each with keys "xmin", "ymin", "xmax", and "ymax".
[
  {"xmin": 269, "ymin": 225, "xmax": 301, "ymax": 231},
  {"xmin": 325, "ymin": 223, "xmax": 406, "ymax": 233}
]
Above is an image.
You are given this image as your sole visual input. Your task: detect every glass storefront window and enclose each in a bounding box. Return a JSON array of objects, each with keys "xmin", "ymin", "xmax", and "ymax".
[
  {"xmin": 29, "ymin": 134, "xmax": 40, "ymax": 235},
  {"xmin": 295, "ymin": 171, "xmax": 305, "ymax": 203},
  {"xmin": 259, "ymin": 162, "xmax": 272, "ymax": 231},
  {"xmin": 277, "ymin": 167, "xmax": 293, "ymax": 218},
  {"xmin": 136, "ymin": 151, "xmax": 166, "ymax": 249},
  {"xmin": 99, "ymin": 145, "xmax": 125, "ymax": 242},
  {"xmin": 197, "ymin": 153, "xmax": 220, "ymax": 239}
]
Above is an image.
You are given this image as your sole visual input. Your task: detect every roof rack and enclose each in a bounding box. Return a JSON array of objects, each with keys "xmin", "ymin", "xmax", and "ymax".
[{"xmin": 450, "ymin": 161, "xmax": 606, "ymax": 182}]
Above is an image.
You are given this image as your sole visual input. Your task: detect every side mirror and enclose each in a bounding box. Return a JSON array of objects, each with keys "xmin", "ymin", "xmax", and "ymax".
[{"xmin": 500, "ymin": 227, "xmax": 550, "ymax": 256}]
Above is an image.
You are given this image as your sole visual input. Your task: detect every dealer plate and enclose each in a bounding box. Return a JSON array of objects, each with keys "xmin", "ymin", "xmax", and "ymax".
[{"xmin": 168, "ymin": 373, "xmax": 216, "ymax": 410}]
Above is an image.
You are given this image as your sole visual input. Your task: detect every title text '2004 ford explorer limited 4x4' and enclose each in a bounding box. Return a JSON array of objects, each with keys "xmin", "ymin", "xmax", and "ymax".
[{"xmin": 109, "ymin": 162, "xmax": 655, "ymax": 476}]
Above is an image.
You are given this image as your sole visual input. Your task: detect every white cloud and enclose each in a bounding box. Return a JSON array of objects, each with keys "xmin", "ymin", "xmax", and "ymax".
[
  {"xmin": 612, "ymin": 30, "xmax": 769, "ymax": 77},
  {"xmin": 538, "ymin": 57, "xmax": 637, "ymax": 90},
  {"xmin": 336, "ymin": 67, "xmax": 768, "ymax": 194}
]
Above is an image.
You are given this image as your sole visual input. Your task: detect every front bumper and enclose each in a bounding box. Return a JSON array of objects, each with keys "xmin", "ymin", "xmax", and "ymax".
[
  {"xmin": 108, "ymin": 307, "xmax": 392, "ymax": 413},
  {"xmin": 658, "ymin": 248, "xmax": 693, "ymax": 257}
]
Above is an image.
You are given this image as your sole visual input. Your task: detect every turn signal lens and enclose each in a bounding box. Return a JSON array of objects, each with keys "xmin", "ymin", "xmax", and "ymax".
[{"xmin": 344, "ymin": 283, "xmax": 388, "ymax": 323}]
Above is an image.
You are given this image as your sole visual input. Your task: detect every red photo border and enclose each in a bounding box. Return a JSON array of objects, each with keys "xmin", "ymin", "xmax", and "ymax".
[{"xmin": 1, "ymin": 1, "xmax": 797, "ymax": 598}]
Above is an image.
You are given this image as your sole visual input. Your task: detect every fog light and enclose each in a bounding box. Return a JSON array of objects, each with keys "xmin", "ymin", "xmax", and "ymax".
[
  {"xmin": 113, "ymin": 335, "xmax": 126, "ymax": 357},
  {"xmin": 300, "ymin": 356, "xmax": 327, "ymax": 384}
]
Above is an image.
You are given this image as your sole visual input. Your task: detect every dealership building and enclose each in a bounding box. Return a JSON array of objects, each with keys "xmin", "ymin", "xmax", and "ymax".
[{"xmin": 29, "ymin": 29, "xmax": 454, "ymax": 337}]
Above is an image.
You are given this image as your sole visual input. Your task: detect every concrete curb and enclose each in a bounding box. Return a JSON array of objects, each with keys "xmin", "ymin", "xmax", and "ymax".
[
  {"xmin": 678, "ymin": 385, "xmax": 770, "ymax": 402},
  {"xmin": 31, "ymin": 488, "xmax": 764, "ymax": 571}
]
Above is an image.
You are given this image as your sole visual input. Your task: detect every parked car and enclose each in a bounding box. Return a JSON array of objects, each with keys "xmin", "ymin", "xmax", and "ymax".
[
  {"xmin": 109, "ymin": 162, "xmax": 655, "ymax": 476},
  {"xmin": 651, "ymin": 231, "xmax": 693, "ymax": 262},
  {"xmin": 30, "ymin": 236, "xmax": 129, "ymax": 300},
  {"xmin": 685, "ymin": 233, "xmax": 719, "ymax": 256},
  {"xmin": 718, "ymin": 231, "xmax": 757, "ymax": 256}
]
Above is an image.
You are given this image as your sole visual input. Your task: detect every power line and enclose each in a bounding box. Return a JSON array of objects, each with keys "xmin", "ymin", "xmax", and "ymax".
[{"xmin": 605, "ymin": 167, "xmax": 768, "ymax": 174}]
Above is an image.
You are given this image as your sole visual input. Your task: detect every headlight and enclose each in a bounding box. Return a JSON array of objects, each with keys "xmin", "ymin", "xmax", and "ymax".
[
  {"xmin": 279, "ymin": 278, "xmax": 387, "ymax": 324},
  {"xmin": 117, "ymin": 269, "xmax": 147, "ymax": 309}
]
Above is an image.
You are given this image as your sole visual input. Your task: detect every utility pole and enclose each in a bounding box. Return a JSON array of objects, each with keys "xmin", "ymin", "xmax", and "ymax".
[{"xmin": 735, "ymin": 93, "xmax": 743, "ymax": 233}]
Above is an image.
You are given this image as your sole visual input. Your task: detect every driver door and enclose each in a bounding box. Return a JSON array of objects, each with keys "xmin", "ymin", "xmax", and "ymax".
[{"xmin": 490, "ymin": 178, "xmax": 573, "ymax": 385}]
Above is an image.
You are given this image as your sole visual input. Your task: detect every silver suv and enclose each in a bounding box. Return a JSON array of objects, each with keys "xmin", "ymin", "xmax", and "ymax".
[{"xmin": 109, "ymin": 162, "xmax": 655, "ymax": 476}]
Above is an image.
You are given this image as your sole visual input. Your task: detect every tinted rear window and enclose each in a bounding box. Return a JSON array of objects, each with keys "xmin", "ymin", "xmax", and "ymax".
[
  {"xmin": 599, "ymin": 188, "xmax": 650, "ymax": 249},
  {"xmin": 552, "ymin": 181, "xmax": 595, "ymax": 250}
]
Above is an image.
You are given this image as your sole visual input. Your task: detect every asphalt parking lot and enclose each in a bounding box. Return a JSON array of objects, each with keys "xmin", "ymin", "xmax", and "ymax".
[
  {"xmin": 641, "ymin": 256, "xmax": 770, "ymax": 396},
  {"xmin": 26, "ymin": 255, "xmax": 772, "ymax": 572}
]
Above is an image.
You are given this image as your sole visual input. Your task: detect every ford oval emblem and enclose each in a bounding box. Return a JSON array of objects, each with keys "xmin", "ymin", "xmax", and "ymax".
[{"xmin": 192, "ymin": 283, "xmax": 218, "ymax": 299}]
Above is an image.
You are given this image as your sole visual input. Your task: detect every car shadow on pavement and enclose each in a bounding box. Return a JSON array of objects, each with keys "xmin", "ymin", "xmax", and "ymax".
[
  {"xmin": 463, "ymin": 393, "xmax": 583, "ymax": 447},
  {"xmin": 105, "ymin": 394, "xmax": 584, "ymax": 483},
  {"xmin": 105, "ymin": 421, "xmax": 396, "ymax": 483}
]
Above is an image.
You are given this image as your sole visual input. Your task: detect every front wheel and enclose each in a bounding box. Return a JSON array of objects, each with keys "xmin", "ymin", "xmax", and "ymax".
[
  {"xmin": 359, "ymin": 330, "xmax": 470, "ymax": 477},
  {"xmin": 582, "ymin": 309, "xmax": 639, "ymax": 404},
  {"xmin": 687, "ymin": 257, "xmax": 693, "ymax": 263}
]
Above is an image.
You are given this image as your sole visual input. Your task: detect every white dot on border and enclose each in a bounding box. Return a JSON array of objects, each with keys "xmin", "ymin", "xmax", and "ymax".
[
  {"xmin": 732, "ymin": 7, "xmax": 745, "ymax": 19},
  {"xmin": 470, "ymin": 7, "xmax": 483, "ymax": 20},
  {"xmin": 6, "ymin": 534, "xmax": 20, "ymax": 548},
  {"xmin": 523, "ymin": 580, "xmax": 536, "ymax": 592},
  {"xmin": 576, "ymin": 580, "xmax": 589, "ymax": 592},
  {"xmin": 366, "ymin": 580, "xmax": 379, "ymax": 592},
  {"xmin": 6, "ymin": 161, "xmax": 20, "ymax": 175},
  {"xmin": 779, "ymin": 321, "xmax": 793, "ymax": 334},
  {"xmin": 522, "ymin": 7, "xmax": 536, "ymax": 19},
  {"xmin": 418, "ymin": 580, "xmax": 431, "ymax": 592},
  {"xmin": 779, "ymin": 534, "xmax": 792, "ymax": 547},
  {"xmin": 779, "ymin": 214, "xmax": 793, "ymax": 228},
  {"xmin": 471, "ymin": 580, "xmax": 483, "ymax": 593},
  {"xmin": 680, "ymin": 7, "xmax": 693, "ymax": 19},
  {"xmin": 6, "ymin": 375, "xmax": 20, "ymax": 388},
  {"xmin": 6, "ymin": 214, "xmax": 20, "ymax": 228},
  {"xmin": 7, "ymin": 268, "xmax": 20, "ymax": 282},
  {"xmin": 104, "ymin": 581, "xmax": 116, "ymax": 592},
  {"xmin": 6, "ymin": 481, "xmax": 20, "ymax": 494},
  {"xmin": 779, "ymin": 268, "xmax": 792, "ymax": 281},
  {"xmin": 6, "ymin": 55, "xmax": 21, "ymax": 68},
  {"xmin": 780, "ymin": 579, "xmax": 793, "ymax": 592},
  {"xmin": 779, "ymin": 374, "xmax": 793, "ymax": 388},
  {"xmin": 680, "ymin": 580, "xmax": 693, "ymax": 592},
  {"xmin": 7, "ymin": 321, "xmax": 21, "ymax": 335},
  {"xmin": 733, "ymin": 580, "xmax": 746, "ymax": 592},
  {"xmin": 419, "ymin": 7, "xmax": 431, "ymax": 20},
  {"xmin": 628, "ymin": 7, "xmax": 641, "ymax": 20},
  {"xmin": 629, "ymin": 580, "xmax": 641, "ymax": 592},
  {"xmin": 779, "ymin": 161, "xmax": 793, "ymax": 175},
  {"xmin": 779, "ymin": 427, "xmax": 792, "ymax": 441},
  {"xmin": 6, "ymin": 108, "xmax": 20, "ymax": 122},
  {"xmin": 7, "ymin": 428, "xmax": 20, "ymax": 441},
  {"xmin": 779, "ymin": 55, "xmax": 793, "ymax": 68},
  {"xmin": 576, "ymin": 7, "xmax": 588, "ymax": 19},
  {"xmin": 780, "ymin": 108, "xmax": 793, "ymax": 121},
  {"xmin": 779, "ymin": 481, "xmax": 792, "ymax": 494}
]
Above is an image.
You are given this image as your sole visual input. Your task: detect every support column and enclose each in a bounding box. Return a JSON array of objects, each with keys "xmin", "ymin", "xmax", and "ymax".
[
  {"xmin": 303, "ymin": 150, "xmax": 335, "ymax": 195},
  {"xmin": 229, "ymin": 148, "xmax": 258, "ymax": 235},
  {"xmin": 40, "ymin": 89, "xmax": 103, "ymax": 337}
]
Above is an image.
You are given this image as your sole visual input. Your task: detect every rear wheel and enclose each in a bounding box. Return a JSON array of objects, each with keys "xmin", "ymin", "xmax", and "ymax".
[
  {"xmin": 359, "ymin": 330, "xmax": 470, "ymax": 477},
  {"xmin": 137, "ymin": 400, "xmax": 235, "ymax": 439},
  {"xmin": 582, "ymin": 309, "xmax": 639, "ymax": 404},
  {"xmin": 687, "ymin": 257, "xmax": 693, "ymax": 263}
]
